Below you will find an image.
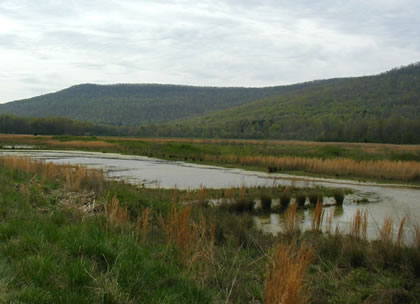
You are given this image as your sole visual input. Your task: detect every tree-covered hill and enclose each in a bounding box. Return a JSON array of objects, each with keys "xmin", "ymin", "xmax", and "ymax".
[
  {"xmin": 1, "ymin": 63, "xmax": 420, "ymax": 143},
  {"xmin": 0, "ymin": 82, "xmax": 332, "ymax": 126},
  {"xmin": 139, "ymin": 63, "xmax": 420, "ymax": 143}
]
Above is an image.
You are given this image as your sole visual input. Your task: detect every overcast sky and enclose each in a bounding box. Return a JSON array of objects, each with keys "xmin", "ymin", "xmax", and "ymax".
[{"xmin": 1, "ymin": 0, "xmax": 419, "ymax": 103}]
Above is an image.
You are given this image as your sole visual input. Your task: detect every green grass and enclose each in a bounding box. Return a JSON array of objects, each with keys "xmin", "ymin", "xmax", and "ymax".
[
  {"xmin": 0, "ymin": 157, "xmax": 419, "ymax": 303},
  {"xmin": 0, "ymin": 164, "xmax": 211, "ymax": 303}
]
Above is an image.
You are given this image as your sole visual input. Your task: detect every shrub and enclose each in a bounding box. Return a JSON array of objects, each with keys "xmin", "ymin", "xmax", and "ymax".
[
  {"xmin": 295, "ymin": 193, "xmax": 306, "ymax": 208},
  {"xmin": 309, "ymin": 192, "xmax": 323, "ymax": 206},
  {"xmin": 333, "ymin": 190, "xmax": 345, "ymax": 205},
  {"xmin": 279, "ymin": 192, "xmax": 292, "ymax": 211},
  {"xmin": 260, "ymin": 194, "xmax": 272, "ymax": 212}
]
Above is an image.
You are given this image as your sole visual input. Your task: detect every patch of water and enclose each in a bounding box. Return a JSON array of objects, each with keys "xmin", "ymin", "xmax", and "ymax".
[{"xmin": 1, "ymin": 149, "xmax": 419, "ymax": 241}]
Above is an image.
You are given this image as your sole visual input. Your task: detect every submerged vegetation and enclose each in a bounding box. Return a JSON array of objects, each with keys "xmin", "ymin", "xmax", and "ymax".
[{"xmin": 0, "ymin": 155, "xmax": 419, "ymax": 303}]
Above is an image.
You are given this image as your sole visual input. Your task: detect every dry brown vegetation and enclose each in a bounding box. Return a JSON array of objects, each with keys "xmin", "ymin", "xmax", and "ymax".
[
  {"xmin": 351, "ymin": 209, "xmax": 368, "ymax": 240},
  {"xmin": 159, "ymin": 206, "xmax": 215, "ymax": 269},
  {"xmin": 136, "ymin": 207, "xmax": 152, "ymax": 240},
  {"xmin": 0, "ymin": 155, "xmax": 105, "ymax": 194},
  {"xmin": 223, "ymin": 155, "xmax": 420, "ymax": 182},
  {"xmin": 380, "ymin": 217, "xmax": 394, "ymax": 244},
  {"xmin": 3, "ymin": 133, "xmax": 420, "ymax": 183},
  {"xmin": 311, "ymin": 201, "xmax": 324, "ymax": 231},
  {"xmin": 45, "ymin": 139, "xmax": 114, "ymax": 149},
  {"xmin": 264, "ymin": 243, "xmax": 313, "ymax": 304},
  {"xmin": 284, "ymin": 203, "xmax": 299, "ymax": 234}
]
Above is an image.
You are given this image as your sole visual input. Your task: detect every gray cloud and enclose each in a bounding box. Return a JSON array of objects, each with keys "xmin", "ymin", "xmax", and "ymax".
[{"xmin": 0, "ymin": 0, "xmax": 419, "ymax": 102}]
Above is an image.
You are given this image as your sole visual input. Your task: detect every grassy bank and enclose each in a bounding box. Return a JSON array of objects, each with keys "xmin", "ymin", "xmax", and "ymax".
[
  {"xmin": 0, "ymin": 155, "xmax": 419, "ymax": 303},
  {"xmin": 2, "ymin": 134, "xmax": 420, "ymax": 184}
]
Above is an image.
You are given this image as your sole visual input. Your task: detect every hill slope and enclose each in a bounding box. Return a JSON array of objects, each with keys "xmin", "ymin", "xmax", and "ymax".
[
  {"xmin": 139, "ymin": 63, "xmax": 420, "ymax": 143},
  {"xmin": 0, "ymin": 82, "xmax": 331, "ymax": 126}
]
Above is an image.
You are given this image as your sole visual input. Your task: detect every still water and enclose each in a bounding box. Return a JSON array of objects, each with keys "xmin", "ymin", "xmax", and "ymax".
[{"xmin": 1, "ymin": 149, "xmax": 419, "ymax": 241}]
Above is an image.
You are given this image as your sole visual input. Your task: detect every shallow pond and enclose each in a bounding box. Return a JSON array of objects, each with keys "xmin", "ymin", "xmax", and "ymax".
[{"xmin": 1, "ymin": 149, "xmax": 419, "ymax": 241}]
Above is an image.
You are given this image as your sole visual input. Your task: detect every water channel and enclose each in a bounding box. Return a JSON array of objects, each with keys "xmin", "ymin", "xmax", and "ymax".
[{"xmin": 1, "ymin": 149, "xmax": 419, "ymax": 241}]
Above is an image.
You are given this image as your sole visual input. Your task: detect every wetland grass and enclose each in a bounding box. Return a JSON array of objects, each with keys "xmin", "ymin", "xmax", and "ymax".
[
  {"xmin": 295, "ymin": 193, "xmax": 307, "ymax": 208},
  {"xmin": 351, "ymin": 209, "xmax": 368, "ymax": 241},
  {"xmin": 264, "ymin": 243, "xmax": 313, "ymax": 304},
  {"xmin": 311, "ymin": 201, "xmax": 324, "ymax": 232},
  {"xmin": 260, "ymin": 194, "xmax": 272, "ymax": 212},
  {"xmin": 333, "ymin": 190, "xmax": 345, "ymax": 205},
  {"xmin": 279, "ymin": 191, "xmax": 292, "ymax": 211},
  {"xmin": 1, "ymin": 154, "xmax": 420, "ymax": 303}
]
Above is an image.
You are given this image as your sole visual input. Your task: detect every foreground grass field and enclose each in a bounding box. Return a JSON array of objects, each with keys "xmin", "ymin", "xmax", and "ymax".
[
  {"xmin": 0, "ymin": 155, "xmax": 419, "ymax": 303},
  {"xmin": 1, "ymin": 134, "xmax": 420, "ymax": 184}
]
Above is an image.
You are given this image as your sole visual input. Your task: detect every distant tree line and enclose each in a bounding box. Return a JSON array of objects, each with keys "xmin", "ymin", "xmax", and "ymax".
[
  {"xmin": 135, "ymin": 116, "xmax": 420, "ymax": 144},
  {"xmin": 2, "ymin": 114, "xmax": 420, "ymax": 144},
  {"xmin": 0, "ymin": 115, "xmax": 127, "ymax": 136}
]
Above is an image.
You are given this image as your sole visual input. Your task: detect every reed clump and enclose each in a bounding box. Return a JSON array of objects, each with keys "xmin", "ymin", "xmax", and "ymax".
[
  {"xmin": 308, "ymin": 192, "xmax": 323, "ymax": 206},
  {"xmin": 136, "ymin": 207, "xmax": 152, "ymax": 240},
  {"xmin": 279, "ymin": 192, "xmax": 291, "ymax": 211},
  {"xmin": 159, "ymin": 206, "xmax": 214, "ymax": 267},
  {"xmin": 264, "ymin": 242, "xmax": 313, "ymax": 304},
  {"xmin": 380, "ymin": 217, "xmax": 394, "ymax": 245},
  {"xmin": 351, "ymin": 209, "xmax": 368, "ymax": 240},
  {"xmin": 396, "ymin": 216, "xmax": 407, "ymax": 246},
  {"xmin": 0, "ymin": 156, "xmax": 105, "ymax": 195},
  {"xmin": 197, "ymin": 186, "xmax": 208, "ymax": 207},
  {"xmin": 295, "ymin": 193, "xmax": 306, "ymax": 208},
  {"xmin": 105, "ymin": 196, "xmax": 129, "ymax": 225},
  {"xmin": 333, "ymin": 190, "xmax": 345, "ymax": 205},
  {"xmin": 260, "ymin": 194, "xmax": 272, "ymax": 212},
  {"xmin": 311, "ymin": 201, "xmax": 324, "ymax": 232},
  {"xmin": 284, "ymin": 203, "xmax": 299, "ymax": 234}
]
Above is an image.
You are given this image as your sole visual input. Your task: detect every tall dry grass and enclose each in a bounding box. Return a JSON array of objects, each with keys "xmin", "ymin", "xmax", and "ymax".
[
  {"xmin": 45, "ymin": 140, "xmax": 114, "ymax": 149},
  {"xmin": 136, "ymin": 208, "xmax": 152, "ymax": 240},
  {"xmin": 264, "ymin": 243, "xmax": 313, "ymax": 304},
  {"xmin": 0, "ymin": 156, "xmax": 105, "ymax": 194},
  {"xmin": 284, "ymin": 203, "xmax": 299, "ymax": 234},
  {"xmin": 311, "ymin": 202, "xmax": 323, "ymax": 231},
  {"xmin": 380, "ymin": 217, "xmax": 394, "ymax": 244},
  {"xmin": 159, "ymin": 206, "xmax": 215, "ymax": 269},
  {"xmin": 351, "ymin": 209, "xmax": 368, "ymax": 240},
  {"xmin": 197, "ymin": 186, "xmax": 208, "ymax": 205},
  {"xmin": 105, "ymin": 196, "xmax": 129, "ymax": 225},
  {"xmin": 204, "ymin": 154, "xmax": 420, "ymax": 182},
  {"xmin": 396, "ymin": 216, "xmax": 407, "ymax": 246}
]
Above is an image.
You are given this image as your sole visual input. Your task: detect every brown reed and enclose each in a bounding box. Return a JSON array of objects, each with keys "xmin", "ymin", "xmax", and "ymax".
[
  {"xmin": 284, "ymin": 203, "xmax": 299, "ymax": 234},
  {"xmin": 396, "ymin": 216, "xmax": 407, "ymax": 246},
  {"xmin": 351, "ymin": 209, "xmax": 368, "ymax": 240},
  {"xmin": 197, "ymin": 186, "xmax": 207, "ymax": 205},
  {"xmin": 159, "ymin": 206, "xmax": 214, "ymax": 269},
  {"xmin": 136, "ymin": 208, "xmax": 152, "ymax": 240},
  {"xmin": 207, "ymin": 154, "xmax": 420, "ymax": 182},
  {"xmin": 46, "ymin": 140, "xmax": 114, "ymax": 149},
  {"xmin": 0, "ymin": 156, "xmax": 105, "ymax": 194},
  {"xmin": 380, "ymin": 217, "xmax": 394, "ymax": 244},
  {"xmin": 311, "ymin": 201, "xmax": 323, "ymax": 231},
  {"xmin": 264, "ymin": 243, "xmax": 313, "ymax": 304},
  {"xmin": 105, "ymin": 196, "xmax": 129, "ymax": 225}
]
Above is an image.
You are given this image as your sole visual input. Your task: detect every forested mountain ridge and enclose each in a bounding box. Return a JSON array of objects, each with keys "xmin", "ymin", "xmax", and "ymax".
[
  {"xmin": 1, "ymin": 63, "xmax": 420, "ymax": 143},
  {"xmin": 0, "ymin": 81, "xmax": 335, "ymax": 126},
  {"xmin": 137, "ymin": 63, "xmax": 420, "ymax": 143}
]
